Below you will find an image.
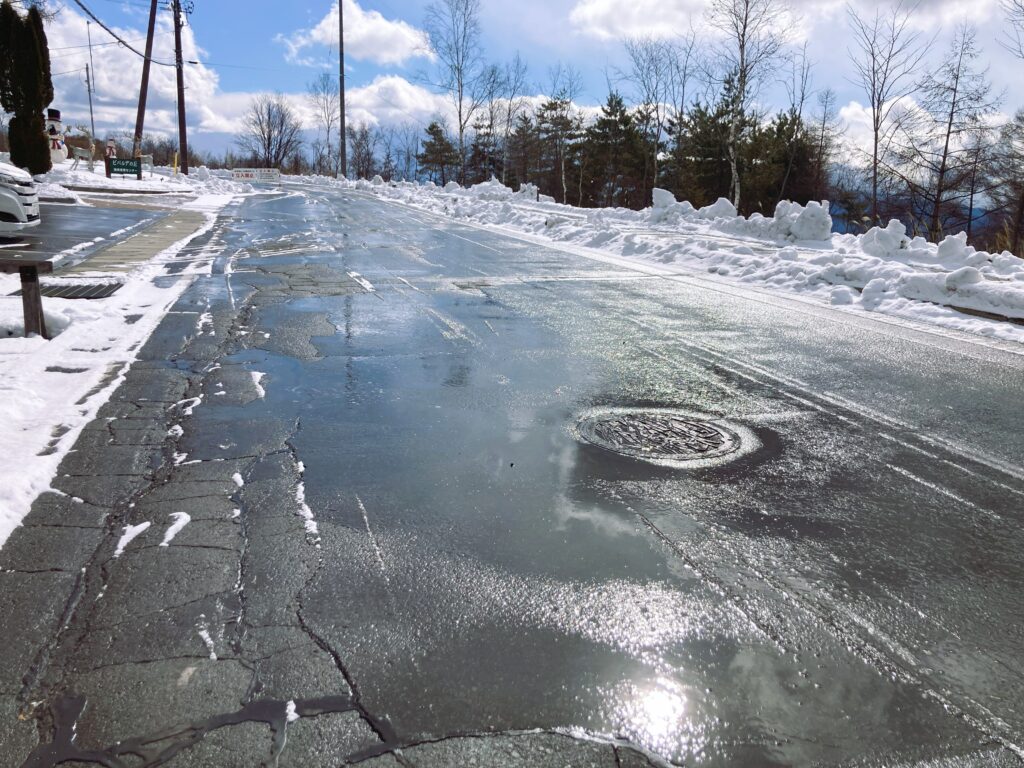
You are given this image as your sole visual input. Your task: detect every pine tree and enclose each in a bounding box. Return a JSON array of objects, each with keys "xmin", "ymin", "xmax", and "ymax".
[
  {"xmin": 505, "ymin": 113, "xmax": 538, "ymax": 191},
  {"xmin": 417, "ymin": 122, "xmax": 459, "ymax": 185},
  {"xmin": 0, "ymin": 0, "xmax": 53, "ymax": 174},
  {"xmin": 536, "ymin": 96, "xmax": 582, "ymax": 204},
  {"xmin": 579, "ymin": 92, "xmax": 646, "ymax": 208},
  {"xmin": 663, "ymin": 96, "xmax": 737, "ymax": 208}
]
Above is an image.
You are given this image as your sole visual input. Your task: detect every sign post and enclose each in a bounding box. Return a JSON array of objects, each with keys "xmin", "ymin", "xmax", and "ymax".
[{"xmin": 105, "ymin": 157, "xmax": 143, "ymax": 181}]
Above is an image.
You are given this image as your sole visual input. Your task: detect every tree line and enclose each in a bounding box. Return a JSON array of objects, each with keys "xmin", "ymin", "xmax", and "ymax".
[{"xmin": 231, "ymin": 0, "xmax": 1024, "ymax": 255}]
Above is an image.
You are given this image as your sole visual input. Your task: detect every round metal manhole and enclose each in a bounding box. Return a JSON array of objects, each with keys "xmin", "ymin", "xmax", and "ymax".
[{"xmin": 575, "ymin": 408, "xmax": 747, "ymax": 467}]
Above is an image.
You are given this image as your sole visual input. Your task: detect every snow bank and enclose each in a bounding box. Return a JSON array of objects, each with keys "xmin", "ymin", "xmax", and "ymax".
[{"xmin": 35, "ymin": 159, "xmax": 254, "ymax": 199}]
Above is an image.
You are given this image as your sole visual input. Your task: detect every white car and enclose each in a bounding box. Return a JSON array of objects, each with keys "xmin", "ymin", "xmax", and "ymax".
[{"xmin": 0, "ymin": 161, "xmax": 41, "ymax": 233}]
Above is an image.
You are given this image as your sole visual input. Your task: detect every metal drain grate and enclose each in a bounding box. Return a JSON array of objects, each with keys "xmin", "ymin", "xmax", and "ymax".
[
  {"xmin": 576, "ymin": 409, "xmax": 741, "ymax": 465},
  {"xmin": 11, "ymin": 282, "xmax": 124, "ymax": 299}
]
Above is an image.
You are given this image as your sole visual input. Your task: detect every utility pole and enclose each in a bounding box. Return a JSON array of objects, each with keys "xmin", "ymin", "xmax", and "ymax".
[
  {"xmin": 338, "ymin": 0, "xmax": 347, "ymax": 178},
  {"xmin": 85, "ymin": 64, "xmax": 96, "ymax": 143},
  {"xmin": 132, "ymin": 0, "xmax": 159, "ymax": 158},
  {"xmin": 172, "ymin": 0, "xmax": 189, "ymax": 175},
  {"xmin": 85, "ymin": 22, "xmax": 97, "ymax": 144}
]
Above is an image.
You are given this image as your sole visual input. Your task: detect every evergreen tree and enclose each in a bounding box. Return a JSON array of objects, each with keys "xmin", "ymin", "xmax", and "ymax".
[
  {"xmin": 662, "ymin": 96, "xmax": 737, "ymax": 208},
  {"xmin": 467, "ymin": 117, "xmax": 500, "ymax": 184},
  {"xmin": 505, "ymin": 113, "xmax": 538, "ymax": 192},
  {"xmin": 536, "ymin": 96, "xmax": 582, "ymax": 204},
  {"xmin": 417, "ymin": 122, "xmax": 459, "ymax": 185},
  {"xmin": 579, "ymin": 92, "xmax": 646, "ymax": 208},
  {"xmin": 0, "ymin": 1, "xmax": 53, "ymax": 174}
]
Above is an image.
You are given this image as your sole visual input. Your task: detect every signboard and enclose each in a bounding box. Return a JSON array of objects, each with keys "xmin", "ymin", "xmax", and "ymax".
[
  {"xmin": 231, "ymin": 168, "xmax": 281, "ymax": 182},
  {"xmin": 105, "ymin": 157, "xmax": 142, "ymax": 180}
]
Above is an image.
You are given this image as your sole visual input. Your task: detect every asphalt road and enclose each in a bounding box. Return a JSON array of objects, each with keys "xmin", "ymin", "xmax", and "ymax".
[
  {"xmin": 4, "ymin": 186, "xmax": 1024, "ymax": 767},
  {"xmin": 0, "ymin": 202, "xmax": 164, "ymax": 266}
]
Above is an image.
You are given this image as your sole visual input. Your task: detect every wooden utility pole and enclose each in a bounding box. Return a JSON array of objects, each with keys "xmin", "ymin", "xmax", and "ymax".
[
  {"xmin": 132, "ymin": 0, "xmax": 159, "ymax": 158},
  {"xmin": 339, "ymin": 0, "xmax": 347, "ymax": 178},
  {"xmin": 172, "ymin": 0, "xmax": 189, "ymax": 174}
]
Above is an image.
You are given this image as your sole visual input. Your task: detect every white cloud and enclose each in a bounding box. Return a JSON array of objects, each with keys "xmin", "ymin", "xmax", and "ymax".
[
  {"xmin": 570, "ymin": 0, "xmax": 707, "ymax": 39},
  {"xmin": 277, "ymin": 0, "xmax": 433, "ymax": 67},
  {"xmin": 347, "ymin": 75, "xmax": 451, "ymax": 127},
  {"xmin": 41, "ymin": 8, "xmax": 443, "ymax": 147},
  {"xmin": 45, "ymin": 8, "xmax": 227, "ymax": 137}
]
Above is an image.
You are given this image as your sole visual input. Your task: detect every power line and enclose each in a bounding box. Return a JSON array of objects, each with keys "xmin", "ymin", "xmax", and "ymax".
[
  {"xmin": 67, "ymin": 0, "xmax": 175, "ymax": 67},
  {"xmin": 51, "ymin": 36, "xmax": 148, "ymax": 52}
]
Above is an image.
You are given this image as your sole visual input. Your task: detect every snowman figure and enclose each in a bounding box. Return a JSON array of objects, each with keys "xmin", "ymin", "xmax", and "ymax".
[
  {"xmin": 44, "ymin": 108, "xmax": 68, "ymax": 165},
  {"xmin": 105, "ymin": 138, "xmax": 117, "ymax": 160}
]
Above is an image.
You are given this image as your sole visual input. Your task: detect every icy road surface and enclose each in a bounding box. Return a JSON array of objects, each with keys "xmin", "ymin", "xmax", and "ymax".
[{"xmin": 6, "ymin": 186, "xmax": 1024, "ymax": 767}]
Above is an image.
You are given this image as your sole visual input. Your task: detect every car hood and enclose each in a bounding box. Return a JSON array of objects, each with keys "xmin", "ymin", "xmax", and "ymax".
[{"xmin": 0, "ymin": 162, "xmax": 33, "ymax": 183}]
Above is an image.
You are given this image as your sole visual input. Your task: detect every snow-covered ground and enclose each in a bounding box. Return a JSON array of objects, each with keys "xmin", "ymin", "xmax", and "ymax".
[
  {"xmin": 37, "ymin": 158, "xmax": 251, "ymax": 198},
  {"xmin": 0, "ymin": 180, "xmax": 247, "ymax": 546},
  {"xmin": 336, "ymin": 176, "xmax": 1024, "ymax": 346}
]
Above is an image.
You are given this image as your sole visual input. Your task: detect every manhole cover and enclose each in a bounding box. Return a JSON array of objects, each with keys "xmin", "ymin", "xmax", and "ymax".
[{"xmin": 575, "ymin": 408, "xmax": 743, "ymax": 466}]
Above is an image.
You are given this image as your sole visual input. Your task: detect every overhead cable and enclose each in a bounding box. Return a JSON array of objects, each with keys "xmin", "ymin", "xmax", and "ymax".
[{"xmin": 68, "ymin": 0, "xmax": 175, "ymax": 67}]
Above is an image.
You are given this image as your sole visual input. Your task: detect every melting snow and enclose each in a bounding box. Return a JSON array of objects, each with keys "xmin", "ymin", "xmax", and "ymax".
[
  {"xmin": 113, "ymin": 522, "xmax": 151, "ymax": 557},
  {"xmin": 159, "ymin": 512, "xmax": 191, "ymax": 547},
  {"xmin": 251, "ymin": 371, "xmax": 266, "ymax": 399}
]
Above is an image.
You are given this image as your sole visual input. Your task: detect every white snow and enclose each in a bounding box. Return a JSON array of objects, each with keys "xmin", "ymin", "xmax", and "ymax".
[
  {"xmin": 159, "ymin": 512, "xmax": 191, "ymax": 547},
  {"xmin": 295, "ymin": 480, "xmax": 318, "ymax": 536},
  {"xmin": 347, "ymin": 271, "xmax": 375, "ymax": 293},
  {"xmin": 231, "ymin": 472, "xmax": 244, "ymax": 488},
  {"xmin": 196, "ymin": 614, "xmax": 217, "ymax": 660},
  {"xmin": 250, "ymin": 371, "xmax": 266, "ymax": 399},
  {"xmin": 0, "ymin": 192, "xmax": 240, "ymax": 547},
  {"xmin": 36, "ymin": 159, "xmax": 254, "ymax": 199},
  {"xmin": 285, "ymin": 700, "xmax": 299, "ymax": 723},
  {"xmin": 329, "ymin": 175, "xmax": 1024, "ymax": 345},
  {"xmin": 173, "ymin": 396, "xmax": 203, "ymax": 417},
  {"xmin": 113, "ymin": 521, "xmax": 150, "ymax": 557}
]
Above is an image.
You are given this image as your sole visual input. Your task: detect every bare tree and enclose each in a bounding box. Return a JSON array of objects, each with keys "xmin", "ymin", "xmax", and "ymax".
[
  {"xmin": 847, "ymin": 1, "xmax": 928, "ymax": 223},
  {"xmin": 665, "ymin": 31, "xmax": 699, "ymax": 126},
  {"xmin": 539, "ymin": 63, "xmax": 583, "ymax": 204},
  {"xmin": 396, "ymin": 122, "xmax": 421, "ymax": 180},
  {"xmin": 500, "ymin": 53, "xmax": 529, "ymax": 185},
  {"xmin": 1002, "ymin": 0, "xmax": 1024, "ymax": 58},
  {"xmin": 235, "ymin": 94, "xmax": 304, "ymax": 169},
  {"xmin": 988, "ymin": 111, "xmax": 1024, "ymax": 253},
  {"xmin": 347, "ymin": 123, "xmax": 379, "ymax": 179},
  {"xmin": 778, "ymin": 43, "xmax": 813, "ymax": 203},
  {"xmin": 708, "ymin": 0, "xmax": 788, "ymax": 210},
  {"xmin": 889, "ymin": 26, "xmax": 998, "ymax": 240},
  {"xmin": 425, "ymin": 0, "xmax": 485, "ymax": 184},
  {"xmin": 307, "ymin": 73, "xmax": 340, "ymax": 175},
  {"xmin": 810, "ymin": 87, "xmax": 843, "ymax": 201},
  {"xmin": 623, "ymin": 37, "xmax": 670, "ymax": 205},
  {"xmin": 378, "ymin": 125, "xmax": 398, "ymax": 181},
  {"xmin": 473, "ymin": 63, "xmax": 506, "ymax": 181}
]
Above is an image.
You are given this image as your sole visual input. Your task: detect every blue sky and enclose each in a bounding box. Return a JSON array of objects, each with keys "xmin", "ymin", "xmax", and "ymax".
[{"xmin": 42, "ymin": 0, "xmax": 1023, "ymax": 158}]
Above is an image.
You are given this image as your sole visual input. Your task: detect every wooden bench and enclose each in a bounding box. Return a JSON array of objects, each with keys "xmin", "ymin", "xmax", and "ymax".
[{"xmin": 1, "ymin": 258, "xmax": 53, "ymax": 339}]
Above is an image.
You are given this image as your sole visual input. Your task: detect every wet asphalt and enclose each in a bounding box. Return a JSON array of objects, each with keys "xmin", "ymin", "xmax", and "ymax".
[
  {"xmin": 0, "ymin": 202, "xmax": 164, "ymax": 265},
  {"xmin": 4, "ymin": 185, "xmax": 1024, "ymax": 767}
]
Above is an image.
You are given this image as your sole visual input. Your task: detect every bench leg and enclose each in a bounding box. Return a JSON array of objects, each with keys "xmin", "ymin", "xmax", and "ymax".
[{"xmin": 19, "ymin": 266, "xmax": 49, "ymax": 340}]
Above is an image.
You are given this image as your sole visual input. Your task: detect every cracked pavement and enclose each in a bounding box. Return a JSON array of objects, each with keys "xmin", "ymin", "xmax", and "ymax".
[{"xmin": 2, "ymin": 186, "xmax": 1023, "ymax": 766}]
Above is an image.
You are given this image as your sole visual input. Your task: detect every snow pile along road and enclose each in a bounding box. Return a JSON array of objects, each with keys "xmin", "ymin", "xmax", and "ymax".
[
  {"xmin": 37, "ymin": 159, "xmax": 254, "ymax": 198},
  {"xmin": 341, "ymin": 176, "xmax": 1024, "ymax": 344}
]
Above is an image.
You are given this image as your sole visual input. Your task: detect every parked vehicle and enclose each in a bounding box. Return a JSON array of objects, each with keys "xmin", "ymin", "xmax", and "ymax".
[{"xmin": 0, "ymin": 162, "xmax": 41, "ymax": 233}]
